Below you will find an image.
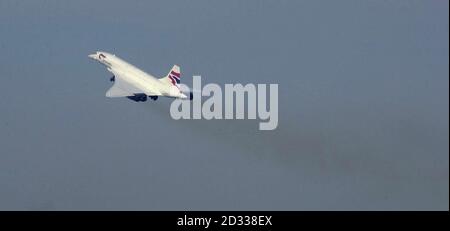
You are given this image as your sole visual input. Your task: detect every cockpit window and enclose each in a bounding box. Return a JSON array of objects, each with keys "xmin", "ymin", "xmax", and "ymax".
[{"xmin": 99, "ymin": 53, "xmax": 106, "ymax": 59}]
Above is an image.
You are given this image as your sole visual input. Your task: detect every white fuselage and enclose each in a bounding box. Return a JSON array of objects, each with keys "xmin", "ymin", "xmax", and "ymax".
[{"xmin": 89, "ymin": 51, "xmax": 185, "ymax": 98}]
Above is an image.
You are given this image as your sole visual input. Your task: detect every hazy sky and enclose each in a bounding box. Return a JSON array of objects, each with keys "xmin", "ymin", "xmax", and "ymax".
[{"xmin": 0, "ymin": 0, "xmax": 448, "ymax": 210}]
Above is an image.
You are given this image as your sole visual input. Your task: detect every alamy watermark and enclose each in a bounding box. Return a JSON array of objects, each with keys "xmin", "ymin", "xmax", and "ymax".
[{"xmin": 170, "ymin": 76, "xmax": 278, "ymax": 130}]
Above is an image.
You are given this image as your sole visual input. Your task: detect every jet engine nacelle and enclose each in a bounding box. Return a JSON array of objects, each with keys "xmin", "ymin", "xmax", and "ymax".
[{"xmin": 127, "ymin": 93, "xmax": 147, "ymax": 102}]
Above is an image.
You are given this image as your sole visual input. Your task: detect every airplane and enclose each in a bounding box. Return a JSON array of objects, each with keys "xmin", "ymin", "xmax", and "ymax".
[{"xmin": 88, "ymin": 51, "xmax": 192, "ymax": 102}]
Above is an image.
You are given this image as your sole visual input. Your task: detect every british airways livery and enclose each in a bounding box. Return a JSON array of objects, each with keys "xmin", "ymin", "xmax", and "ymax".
[{"xmin": 88, "ymin": 51, "xmax": 191, "ymax": 102}]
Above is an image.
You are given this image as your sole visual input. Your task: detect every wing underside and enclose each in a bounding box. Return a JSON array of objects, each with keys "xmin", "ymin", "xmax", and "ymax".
[{"xmin": 105, "ymin": 72, "xmax": 143, "ymax": 98}]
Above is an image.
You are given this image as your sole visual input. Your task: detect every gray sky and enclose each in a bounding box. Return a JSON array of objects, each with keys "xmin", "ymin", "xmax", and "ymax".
[{"xmin": 0, "ymin": 0, "xmax": 448, "ymax": 210}]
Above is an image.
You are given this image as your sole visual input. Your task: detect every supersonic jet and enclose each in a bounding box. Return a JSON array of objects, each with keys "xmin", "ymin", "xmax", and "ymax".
[{"xmin": 88, "ymin": 51, "xmax": 192, "ymax": 102}]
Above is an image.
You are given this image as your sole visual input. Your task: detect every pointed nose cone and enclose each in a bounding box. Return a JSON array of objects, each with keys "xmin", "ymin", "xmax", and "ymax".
[{"xmin": 88, "ymin": 54, "xmax": 96, "ymax": 59}]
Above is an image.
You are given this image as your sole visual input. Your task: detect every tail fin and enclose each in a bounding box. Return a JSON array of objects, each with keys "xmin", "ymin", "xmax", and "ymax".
[{"xmin": 159, "ymin": 65, "xmax": 181, "ymax": 86}]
